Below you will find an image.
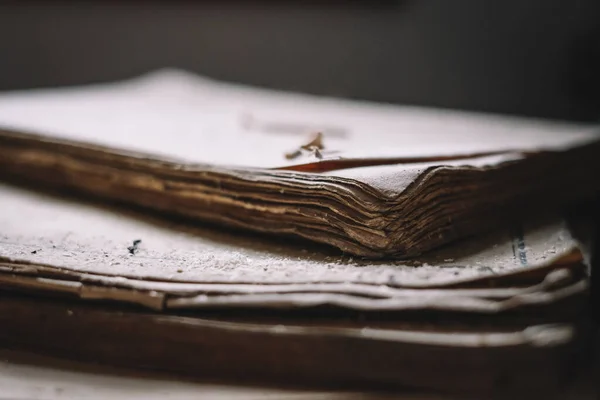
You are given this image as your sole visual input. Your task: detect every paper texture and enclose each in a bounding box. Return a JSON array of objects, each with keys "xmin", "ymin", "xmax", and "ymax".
[{"xmin": 0, "ymin": 69, "xmax": 597, "ymax": 169}]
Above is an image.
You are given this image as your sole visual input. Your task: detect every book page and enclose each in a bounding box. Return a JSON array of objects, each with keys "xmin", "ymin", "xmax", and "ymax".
[{"xmin": 0, "ymin": 69, "xmax": 597, "ymax": 170}]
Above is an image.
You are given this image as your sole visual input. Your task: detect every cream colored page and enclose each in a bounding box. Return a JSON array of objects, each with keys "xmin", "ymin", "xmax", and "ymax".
[
  {"xmin": 0, "ymin": 183, "xmax": 577, "ymax": 286},
  {"xmin": 0, "ymin": 69, "xmax": 597, "ymax": 169}
]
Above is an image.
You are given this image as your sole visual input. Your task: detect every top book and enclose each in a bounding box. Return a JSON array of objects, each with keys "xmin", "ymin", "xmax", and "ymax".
[{"xmin": 0, "ymin": 69, "xmax": 598, "ymax": 258}]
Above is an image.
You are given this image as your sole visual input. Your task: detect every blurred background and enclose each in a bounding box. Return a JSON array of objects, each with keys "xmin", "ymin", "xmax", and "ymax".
[{"xmin": 0, "ymin": 0, "xmax": 599, "ymax": 121}]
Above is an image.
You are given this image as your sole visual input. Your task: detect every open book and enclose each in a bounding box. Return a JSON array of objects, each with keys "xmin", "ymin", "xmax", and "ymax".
[{"xmin": 0, "ymin": 69, "xmax": 598, "ymax": 258}]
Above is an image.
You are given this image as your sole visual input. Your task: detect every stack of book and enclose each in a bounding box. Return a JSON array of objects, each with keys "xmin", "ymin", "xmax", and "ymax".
[{"xmin": 0, "ymin": 70, "xmax": 597, "ymax": 398}]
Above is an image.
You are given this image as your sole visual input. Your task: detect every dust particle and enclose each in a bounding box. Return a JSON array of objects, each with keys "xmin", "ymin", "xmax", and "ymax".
[{"xmin": 128, "ymin": 239, "xmax": 142, "ymax": 255}]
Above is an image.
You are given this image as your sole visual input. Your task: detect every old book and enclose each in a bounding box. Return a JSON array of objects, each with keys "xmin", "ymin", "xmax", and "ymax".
[
  {"xmin": 0, "ymin": 180, "xmax": 588, "ymax": 311},
  {"xmin": 0, "ymin": 71, "xmax": 596, "ymax": 397},
  {"xmin": 0, "ymin": 69, "xmax": 599, "ymax": 258},
  {"xmin": 0, "ymin": 181, "xmax": 593, "ymax": 397}
]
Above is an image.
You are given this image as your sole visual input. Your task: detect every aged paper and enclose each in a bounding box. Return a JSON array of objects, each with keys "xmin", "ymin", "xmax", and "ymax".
[
  {"xmin": 0, "ymin": 69, "xmax": 597, "ymax": 169},
  {"xmin": 0, "ymin": 69, "xmax": 598, "ymax": 258},
  {"xmin": 0, "ymin": 183, "xmax": 587, "ymax": 311}
]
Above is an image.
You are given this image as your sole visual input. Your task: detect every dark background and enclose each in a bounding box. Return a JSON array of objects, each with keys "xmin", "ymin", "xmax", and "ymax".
[{"xmin": 0, "ymin": 0, "xmax": 599, "ymax": 121}]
